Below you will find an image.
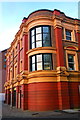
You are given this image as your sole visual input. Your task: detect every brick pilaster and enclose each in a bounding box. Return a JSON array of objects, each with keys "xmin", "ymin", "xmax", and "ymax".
[
  {"xmin": 21, "ymin": 84, "xmax": 28, "ymax": 110},
  {"xmin": 17, "ymin": 42, "xmax": 20, "ymax": 74},
  {"xmin": 57, "ymin": 82, "xmax": 70, "ymax": 110},
  {"xmin": 76, "ymin": 31, "xmax": 80, "ymax": 70},
  {"xmin": 16, "ymin": 86, "xmax": 19, "ymax": 108},
  {"xmin": 6, "ymin": 89, "xmax": 10, "ymax": 105},
  {"xmin": 23, "ymin": 34, "xmax": 28, "ymax": 71},
  {"xmin": 10, "ymin": 88, "xmax": 14, "ymax": 107},
  {"xmin": 54, "ymin": 27, "xmax": 64, "ymax": 67}
]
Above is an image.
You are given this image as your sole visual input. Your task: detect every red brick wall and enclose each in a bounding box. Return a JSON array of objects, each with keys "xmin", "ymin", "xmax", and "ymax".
[
  {"xmin": 57, "ymin": 82, "xmax": 70, "ymax": 110},
  {"xmin": 28, "ymin": 82, "xmax": 59, "ymax": 111},
  {"xmin": 68, "ymin": 82, "xmax": 80, "ymax": 108}
]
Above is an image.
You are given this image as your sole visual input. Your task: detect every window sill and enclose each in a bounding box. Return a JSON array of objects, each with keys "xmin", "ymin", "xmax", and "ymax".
[
  {"xmin": 27, "ymin": 47, "xmax": 56, "ymax": 55},
  {"xmin": 29, "ymin": 69, "xmax": 56, "ymax": 74},
  {"xmin": 62, "ymin": 39, "xmax": 78, "ymax": 44},
  {"xmin": 67, "ymin": 70, "xmax": 79, "ymax": 72}
]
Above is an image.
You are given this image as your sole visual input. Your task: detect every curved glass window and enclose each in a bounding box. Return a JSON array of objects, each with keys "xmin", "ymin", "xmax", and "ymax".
[
  {"xmin": 30, "ymin": 53, "xmax": 52, "ymax": 71},
  {"xmin": 30, "ymin": 26, "xmax": 51, "ymax": 49}
]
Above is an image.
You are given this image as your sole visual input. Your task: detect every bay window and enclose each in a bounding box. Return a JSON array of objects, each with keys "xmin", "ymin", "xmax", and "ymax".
[
  {"xmin": 30, "ymin": 26, "xmax": 51, "ymax": 49},
  {"xmin": 30, "ymin": 53, "xmax": 52, "ymax": 71}
]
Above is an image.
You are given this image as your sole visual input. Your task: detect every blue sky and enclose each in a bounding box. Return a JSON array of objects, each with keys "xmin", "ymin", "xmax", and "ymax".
[{"xmin": 0, "ymin": 2, "xmax": 79, "ymax": 51}]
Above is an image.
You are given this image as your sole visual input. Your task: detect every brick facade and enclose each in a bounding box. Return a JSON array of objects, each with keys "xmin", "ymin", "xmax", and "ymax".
[{"xmin": 4, "ymin": 9, "xmax": 80, "ymax": 111}]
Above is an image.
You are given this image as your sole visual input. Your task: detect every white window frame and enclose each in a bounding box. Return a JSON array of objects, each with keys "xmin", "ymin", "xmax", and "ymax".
[
  {"xmin": 63, "ymin": 28, "xmax": 76, "ymax": 42},
  {"xmin": 66, "ymin": 50, "xmax": 78, "ymax": 71}
]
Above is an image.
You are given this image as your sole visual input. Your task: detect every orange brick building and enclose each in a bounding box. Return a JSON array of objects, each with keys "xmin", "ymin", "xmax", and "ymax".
[{"xmin": 4, "ymin": 9, "xmax": 80, "ymax": 111}]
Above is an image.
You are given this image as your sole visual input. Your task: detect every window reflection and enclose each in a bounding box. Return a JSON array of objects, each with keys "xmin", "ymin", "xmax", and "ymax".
[
  {"xmin": 32, "ymin": 56, "xmax": 35, "ymax": 63},
  {"xmin": 43, "ymin": 54, "xmax": 52, "ymax": 70},
  {"xmin": 31, "ymin": 29, "xmax": 35, "ymax": 36},
  {"xmin": 68, "ymin": 54, "xmax": 75, "ymax": 70},
  {"xmin": 32, "ymin": 43, "xmax": 35, "ymax": 49},
  {"xmin": 32, "ymin": 36, "xmax": 35, "ymax": 43},
  {"xmin": 43, "ymin": 34, "xmax": 49, "ymax": 41},
  {"xmin": 32, "ymin": 64, "xmax": 35, "ymax": 71},
  {"xmin": 32, "ymin": 56, "xmax": 35, "ymax": 71},
  {"xmin": 43, "ymin": 27, "xmax": 49, "ymax": 33},
  {"xmin": 44, "ymin": 63, "xmax": 51, "ymax": 70},
  {"xmin": 30, "ymin": 26, "xmax": 51, "ymax": 49},
  {"xmin": 30, "ymin": 54, "xmax": 52, "ymax": 71},
  {"xmin": 36, "ymin": 34, "xmax": 42, "ymax": 41},
  {"xmin": 36, "ymin": 41, "xmax": 42, "ymax": 47},
  {"xmin": 66, "ymin": 30, "xmax": 71, "ymax": 40},
  {"xmin": 37, "ymin": 54, "xmax": 42, "ymax": 62}
]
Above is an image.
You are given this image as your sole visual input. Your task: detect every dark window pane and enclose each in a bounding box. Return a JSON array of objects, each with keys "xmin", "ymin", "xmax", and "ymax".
[
  {"xmin": 66, "ymin": 30, "xmax": 71, "ymax": 40},
  {"xmin": 68, "ymin": 55, "xmax": 74, "ymax": 62},
  {"xmin": 43, "ymin": 27, "xmax": 49, "ymax": 33},
  {"xmin": 68, "ymin": 54, "xmax": 75, "ymax": 70},
  {"xmin": 43, "ymin": 54, "xmax": 52, "ymax": 70},
  {"xmin": 44, "ymin": 54, "xmax": 51, "ymax": 62},
  {"xmin": 66, "ymin": 36, "xmax": 71, "ymax": 40},
  {"xmin": 4, "ymin": 64, "xmax": 6, "ymax": 68},
  {"xmin": 43, "ymin": 40, "xmax": 50, "ymax": 47},
  {"xmin": 66, "ymin": 30, "xmax": 71, "ymax": 36},
  {"xmin": 4, "ymin": 59, "xmax": 6, "ymax": 62},
  {"xmin": 43, "ymin": 34, "xmax": 50, "ymax": 41},
  {"xmin": 43, "ymin": 34, "xmax": 50, "ymax": 46},
  {"xmin": 68, "ymin": 63, "xmax": 74, "ymax": 70}
]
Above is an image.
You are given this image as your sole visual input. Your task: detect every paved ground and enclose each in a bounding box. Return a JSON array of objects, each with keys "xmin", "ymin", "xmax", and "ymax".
[{"xmin": 0, "ymin": 102, "xmax": 80, "ymax": 120}]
